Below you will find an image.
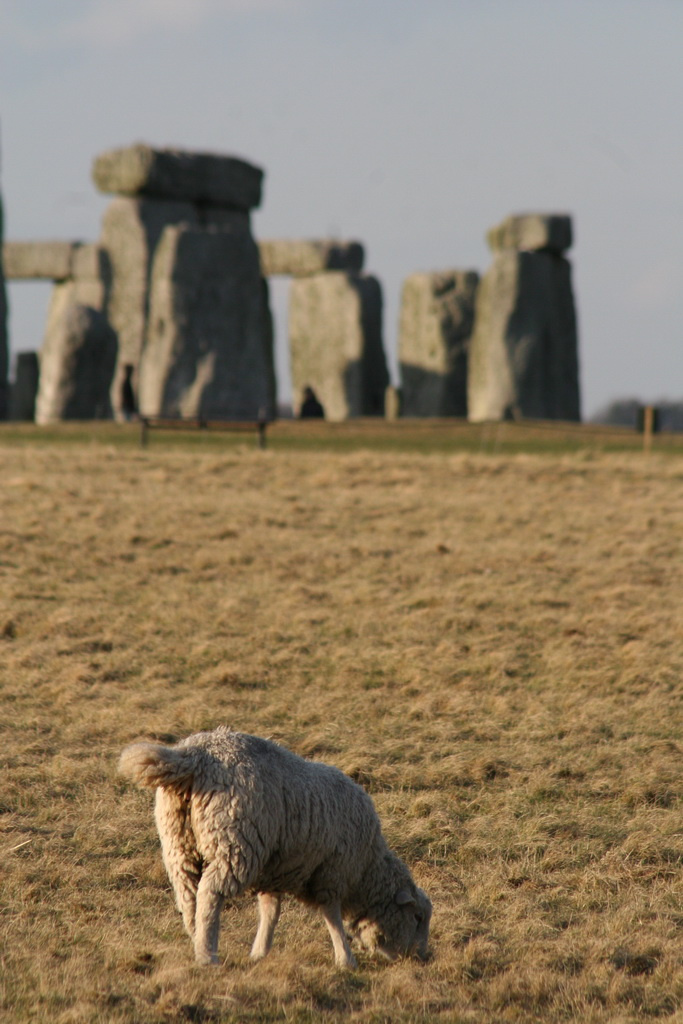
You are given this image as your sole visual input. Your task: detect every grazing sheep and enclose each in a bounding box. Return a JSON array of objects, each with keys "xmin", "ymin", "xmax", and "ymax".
[{"xmin": 119, "ymin": 726, "xmax": 431, "ymax": 968}]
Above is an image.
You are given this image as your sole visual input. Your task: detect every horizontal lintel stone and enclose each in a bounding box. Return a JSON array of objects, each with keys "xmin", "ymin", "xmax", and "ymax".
[
  {"xmin": 486, "ymin": 214, "xmax": 573, "ymax": 254},
  {"xmin": 3, "ymin": 241, "xmax": 85, "ymax": 280},
  {"xmin": 258, "ymin": 239, "xmax": 364, "ymax": 277},
  {"xmin": 92, "ymin": 143, "xmax": 264, "ymax": 211}
]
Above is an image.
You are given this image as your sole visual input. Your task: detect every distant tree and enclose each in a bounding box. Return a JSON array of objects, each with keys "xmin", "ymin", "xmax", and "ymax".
[
  {"xmin": 591, "ymin": 398, "xmax": 683, "ymax": 432},
  {"xmin": 659, "ymin": 401, "xmax": 683, "ymax": 431},
  {"xmin": 591, "ymin": 399, "xmax": 641, "ymax": 428}
]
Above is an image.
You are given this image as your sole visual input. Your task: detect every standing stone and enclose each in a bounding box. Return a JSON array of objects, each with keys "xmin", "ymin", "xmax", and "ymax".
[
  {"xmin": 93, "ymin": 144, "xmax": 267, "ymax": 421},
  {"xmin": 289, "ymin": 272, "xmax": 388, "ymax": 421},
  {"xmin": 99, "ymin": 197, "xmax": 197, "ymax": 419},
  {"xmin": 468, "ymin": 214, "xmax": 580, "ymax": 422},
  {"xmin": 8, "ymin": 352, "xmax": 39, "ymax": 420},
  {"xmin": 69, "ymin": 244, "xmax": 110, "ymax": 310},
  {"xmin": 138, "ymin": 224, "xmax": 273, "ymax": 419},
  {"xmin": 0, "ymin": 194, "xmax": 7, "ymax": 419},
  {"xmin": 99, "ymin": 197, "xmax": 254, "ymax": 419},
  {"xmin": 260, "ymin": 275, "xmax": 276, "ymax": 419},
  {"xmin": 399, "ymin": 270, "xmax": 479, "ymax": 417},
  {"xmin": 35, "ymin": 296, "xmax": 117, "ymax": 423},
  {"xmin": 2, "ymin": 237, "xmax": 113, "ymax": 421}
]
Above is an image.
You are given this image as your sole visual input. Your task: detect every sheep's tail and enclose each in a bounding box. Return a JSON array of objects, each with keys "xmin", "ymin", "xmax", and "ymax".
[{"xmin": 119, "ymin": 741, "xmax": 197, "ymax": 791}]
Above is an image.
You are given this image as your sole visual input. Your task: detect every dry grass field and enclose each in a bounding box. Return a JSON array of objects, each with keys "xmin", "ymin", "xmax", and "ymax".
[{"xmin": 1, "ymin": 427, "xmax": 682, "ymax": 1022}]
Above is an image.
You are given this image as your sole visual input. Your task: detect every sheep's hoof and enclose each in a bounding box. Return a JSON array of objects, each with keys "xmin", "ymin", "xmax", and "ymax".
[
  {"xmin": 195, "ymin": 952, "xmax": 221, "ymax": 967},
  {"xmin": 337, "ymin": 954, "xmax": 358, "ymax": 970}
]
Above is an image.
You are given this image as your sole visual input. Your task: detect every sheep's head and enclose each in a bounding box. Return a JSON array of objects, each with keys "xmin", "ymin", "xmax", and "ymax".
[{"xmin": 352, "ymin": 885, "xmax": 432, "ymax": 962}]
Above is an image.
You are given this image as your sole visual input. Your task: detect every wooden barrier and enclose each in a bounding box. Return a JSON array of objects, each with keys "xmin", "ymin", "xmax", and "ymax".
[{"xmin": 140, "ymin": 416, "xmax": 268, "ymax": 449}]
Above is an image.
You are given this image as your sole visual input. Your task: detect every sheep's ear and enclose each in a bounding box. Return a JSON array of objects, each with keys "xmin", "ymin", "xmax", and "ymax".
[{"xmin": 395, "ymin": 890, "xmax": 416, "ymax": 907}]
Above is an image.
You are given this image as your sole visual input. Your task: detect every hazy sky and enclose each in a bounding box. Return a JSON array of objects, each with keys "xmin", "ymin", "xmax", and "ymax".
[{"xmin": 2, "ymin": 0, "xmax": 682, "ymax": 416}]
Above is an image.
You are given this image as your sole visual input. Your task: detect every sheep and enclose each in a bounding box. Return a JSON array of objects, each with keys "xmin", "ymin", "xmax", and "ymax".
[{"xmin": 119, "ymin": 726, "xmax": 431, "ymax": 968}]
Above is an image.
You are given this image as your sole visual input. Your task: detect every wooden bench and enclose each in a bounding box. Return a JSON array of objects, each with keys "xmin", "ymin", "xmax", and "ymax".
[{"xmin": 140, "ymin": 416, "xmax": 269, "ymax": 449}]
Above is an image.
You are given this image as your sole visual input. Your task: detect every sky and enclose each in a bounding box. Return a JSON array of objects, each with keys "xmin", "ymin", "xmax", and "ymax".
[{"xmin": 1, "ymin": 0, "xmax": 682, "ymax": 417}]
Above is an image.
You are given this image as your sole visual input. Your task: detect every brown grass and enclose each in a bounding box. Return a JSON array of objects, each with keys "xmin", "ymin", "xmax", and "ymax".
[{"xmin": 1, "ymin": 438, "xmax": 682, "ymax": 1022}]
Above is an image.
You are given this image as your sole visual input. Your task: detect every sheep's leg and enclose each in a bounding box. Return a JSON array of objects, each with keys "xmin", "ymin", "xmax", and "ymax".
[
  {"xmin": 194, "ymin": 866, "xmax": 225, "ymax": 966},
  {"xmin": 159, "ymin": 848, "xmax": 199, "ymax": 938},
  {"xmin": 321, "ymin": 903, "xmax": 357, "ymax": 969},
  {"xmin": 154, "ymin": 789, "xmax": 201, "ymax": 938},
  {"xmin": 177, "ymin": 883, "xmax": 198, "ymax": 939},
  {"xmin": 250, "ymin": 892, "xmax": 281, "ymax": 960}
]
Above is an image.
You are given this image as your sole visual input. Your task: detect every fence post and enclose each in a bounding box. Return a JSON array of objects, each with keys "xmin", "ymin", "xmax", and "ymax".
[{"xmin": 643, "ymin": 405, "xmax": 655, "ymax": 454}]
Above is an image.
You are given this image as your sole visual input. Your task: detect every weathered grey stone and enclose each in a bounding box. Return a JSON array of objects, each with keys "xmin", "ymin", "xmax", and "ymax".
[
  {"xmin": 71, "ymin": 242, "xmax": 106, "ymax": 282},
  {"xmin": 399, "ymin": 270, "xmax": 479, "ymax": 417},
  {"xmin": 99, "ymin": 197, "xmax": 252, "ymax": 418},
  {"xmin": 8, "ymin": 352, "xmax": 39, "ymax": 420},
  {"xmin": 1, "ymin": 242, "xmax": 110, "ymax": 333},
  {"xmin": 467, "ymin": 248, "xmax": 580, "ymax": 422},
  {"xmin": 289, "ymin": 272, "xmax": 388, "ymax": 421},
  {"xmin": 3, "ymin": 241, "xmax": 80, "ymax": 280},
  {"xmin": 7, "ymin": 243, "xmax": 114, "ymax": 422},
  {"xmin": 260, "ymin": 276, "xmax": 276, "ymax": 420},
  {"xmin": 259, "ymin": 239, "xmax": 364, "ymax": 277},
  {"xmin": 68, "ymin": 244, "xmax": 110, "ymax": 311},
  {"xmin": 0, "ymin": 196, "xmax": 7, "ymax": 419},
  {"xmin": 35, "ymin": 295, "xmax": 117, "ymax": 423},
  {"xmin": 138, "ymin": 224, "xmax": 273, "ymax": 419},
  {"xmin": 487, "ymin": 213, "xmax": 572, "ymax": 254},
  {"xmin": 197, "ymin": 206, "xmax": 251, "ymax": 232},
  {"xmin": 99, "ymin": 197, "xmax": 196, "ymax": 418},
  {"xmin": 92, "ymin": 144, "xmax": 263, "ymax": 211}
]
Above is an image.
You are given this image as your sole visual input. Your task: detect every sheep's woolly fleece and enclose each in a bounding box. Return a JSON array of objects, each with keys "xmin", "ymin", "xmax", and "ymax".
[{"xmin": 119, "ymin": 726, "xmax": 432, "ymax": 968}]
